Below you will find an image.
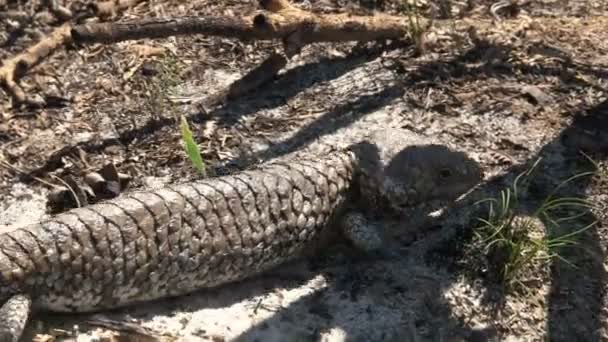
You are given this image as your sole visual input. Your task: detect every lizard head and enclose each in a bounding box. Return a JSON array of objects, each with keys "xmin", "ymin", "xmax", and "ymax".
[
  {"xmin": 352, "ymin": 129, "xmax": 483, "ymax": 212},
  {"xmin": 382, "ymin": 144, "xmax": 483, "ymax": 209}
]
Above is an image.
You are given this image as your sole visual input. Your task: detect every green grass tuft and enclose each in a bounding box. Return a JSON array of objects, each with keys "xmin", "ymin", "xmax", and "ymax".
[{"xmin": 472, "ymin": 158, "xmax": 597, "ymax": 292}]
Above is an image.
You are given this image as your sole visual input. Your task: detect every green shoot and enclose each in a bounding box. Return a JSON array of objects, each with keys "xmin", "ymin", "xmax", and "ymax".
[{"xmin": 180, "ymin": 115, "xmax": 207, "ymax": 177}]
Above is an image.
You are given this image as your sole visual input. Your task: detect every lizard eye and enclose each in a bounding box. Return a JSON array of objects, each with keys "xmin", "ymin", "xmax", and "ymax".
[{"xmin": 439, "ymin": 168, "xmax": 452, "ymax": 178}]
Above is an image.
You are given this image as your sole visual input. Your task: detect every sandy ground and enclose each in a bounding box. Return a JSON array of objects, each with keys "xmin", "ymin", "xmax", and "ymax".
[{"xmin": 1, "ymin": 0, "xmax": 608, "ymax": 341}]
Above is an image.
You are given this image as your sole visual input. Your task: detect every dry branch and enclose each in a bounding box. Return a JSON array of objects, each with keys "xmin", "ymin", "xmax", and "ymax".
[
  {"xmin": 71, "ymin": 0, "xmax": 429, "ymax": 48},
  {"xmin": 0, "ymin": 23, "xmax": 72, "ymax": 107},
  {"xmin": 0, "ymin": 0, "xmax": 144, "ymax": 107}
]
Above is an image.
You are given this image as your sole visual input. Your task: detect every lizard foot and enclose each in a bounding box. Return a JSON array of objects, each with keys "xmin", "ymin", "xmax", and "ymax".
[
  {"xmin": 340, "ymin": 212, "xmax": 400, "ymax": 260},
  {"xmin": 0, "ymin": 294, "xmax": 31, "ymax": 342}
]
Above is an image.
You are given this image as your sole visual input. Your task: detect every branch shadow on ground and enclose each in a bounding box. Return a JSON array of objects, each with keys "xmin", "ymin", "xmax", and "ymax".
[
  {"xmin": 224, "ymin": 36, "xmax": 607, "ymax": 168},
  {"xmin": 219, "ymin": 85, "xmax": 404, "ymax": 170},
  {"xmin": 20, "ymin": 34, "xmax": 607, "ymax": 181},
  {"xmin": 209, "ymin": 42, "xmax": 407, "ymax": 127},
  {"xmin": 17, "ymin": 42, "xmax": 401, "ymax": 181}
]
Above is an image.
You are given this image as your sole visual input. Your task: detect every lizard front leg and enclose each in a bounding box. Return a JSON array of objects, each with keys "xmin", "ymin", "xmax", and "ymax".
[
  {"xmin": 340, "ymin": 212, "xmax": 399, "ymax": 259},
  {"xmin": 0, "ymin": 294, "xmax": 31, "ymax": 342}
]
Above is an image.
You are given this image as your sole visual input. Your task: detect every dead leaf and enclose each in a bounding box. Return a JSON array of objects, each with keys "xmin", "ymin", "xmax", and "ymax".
[
  {"xmin": 123, "ymin": 60, "xmax": 144, "ymax": 81},
  {"xmin": 129, "ymin": 44, "xmax": 167, "ymax": 59},
  {"xmin": 520, "ymin": 85, "xmax": 553, "ymax": 105},
  {"xmin": 47, "ymin": 175, "xmax": 90, "ymax": 213},
  {"xmin": 32, "ymin": 334, "xmax": 56, "ymax": 342}
]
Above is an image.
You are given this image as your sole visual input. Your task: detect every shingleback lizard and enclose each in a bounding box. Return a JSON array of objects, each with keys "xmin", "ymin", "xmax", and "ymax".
[{"xmin": 0, "ymin": 129, "xmax": 482, "ymax": 341}]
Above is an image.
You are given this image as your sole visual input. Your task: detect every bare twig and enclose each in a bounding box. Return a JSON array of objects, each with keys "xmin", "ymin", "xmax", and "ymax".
[
  {"xmin": 0, "ymin": 23, "xmax": 72, "ymax": 107},
  {"xmin": 0, "ymin": 0, "xmax": 145, "ymax": 107}
]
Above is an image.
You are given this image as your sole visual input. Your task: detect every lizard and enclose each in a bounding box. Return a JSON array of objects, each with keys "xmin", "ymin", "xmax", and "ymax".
[{"xmin": 0, "ymin": 128, "xmax": 483, "ymax": 341}]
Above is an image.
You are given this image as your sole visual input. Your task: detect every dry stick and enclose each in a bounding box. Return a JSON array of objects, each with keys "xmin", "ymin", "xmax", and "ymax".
[
  {"xmin": 0, "ymin": 23, "xmax": 72, "ymax": 107},
  {"xmin": 1, "ymin": 0, "xmax": 429, "ymax": 107},
  {"xmin": 0, "ymin": 0, "xmax": 145, "ymax": 107},
  {"xmin": 71, "ymin": 2, "xmax": 428, "ymax": 47}
]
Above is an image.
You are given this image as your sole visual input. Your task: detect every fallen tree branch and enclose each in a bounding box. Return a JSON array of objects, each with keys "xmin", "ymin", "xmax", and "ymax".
[
  {"xmin": 0, "ymin": 0, "xmax": 145, "ymax": 107},
  {"xmin": 71, "ymin": 0, "xmax": 430, "ymax": 48},
  {"xmin": 0, "ymin": 23, "xmax": 72, "ymax": 107}
]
